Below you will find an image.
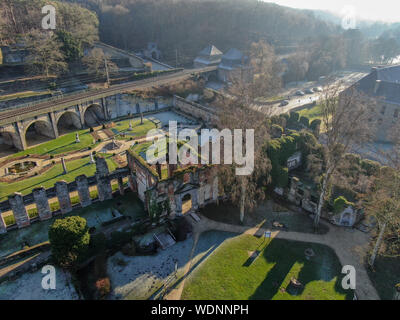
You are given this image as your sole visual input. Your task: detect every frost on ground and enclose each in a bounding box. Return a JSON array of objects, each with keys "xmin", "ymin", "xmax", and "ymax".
[
  {"xmin": 0, "ymin": 267, "xmax": 79, "ymax": 300},
  {"xmin": 108, "ymin": 237, "xmax": 194, "ymax": 300},
  {"xmin": 108, "ymin": 231, "xmax": 235, "ymax": 300}
]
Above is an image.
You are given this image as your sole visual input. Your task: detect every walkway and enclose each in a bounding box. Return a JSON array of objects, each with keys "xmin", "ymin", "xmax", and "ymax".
[{"xmin": 166, "ymin": 214, "xmax": 379, "ymax": 301}]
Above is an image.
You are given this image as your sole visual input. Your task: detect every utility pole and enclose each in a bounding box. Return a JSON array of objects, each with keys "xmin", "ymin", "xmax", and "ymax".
[
  {"xmin": 104, "ymin": 57, "xmax": 110, "ymax": 86},
  {"xmin": 175, "ymin": 48, "xmax": 178, "ymax": 68}
]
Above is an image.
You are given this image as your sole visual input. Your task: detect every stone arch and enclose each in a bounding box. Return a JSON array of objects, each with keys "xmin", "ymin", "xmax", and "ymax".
[
  {"xmin": 84, "ymin": 104, "xmax": 105, "ymax": 127},
  {"xmin": 57, "ymin": 111, "xmax": 82, "ymax": 134},
  {"xmin": 0, "ymin": 130, "xmax": 21, "ymax": 152},
  {"xmin": 25, "ymin": 120, "xmax": 55, "ymax": 147}
]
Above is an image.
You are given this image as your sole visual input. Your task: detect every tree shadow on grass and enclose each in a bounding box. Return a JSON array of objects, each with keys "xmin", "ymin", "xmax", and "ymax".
[{"xmin": 249, "ymin": 239, "xmax": 353, "ymax": 300}]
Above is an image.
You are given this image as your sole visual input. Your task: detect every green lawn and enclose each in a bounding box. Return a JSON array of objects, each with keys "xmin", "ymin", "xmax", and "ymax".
[
  {"xmin": 298, "ymin": 104, "xmax": 323, "ymax": 122},
  {"xmin": 0, "ymin": 155, "xmax": 118, "ymax": 201},
  {"xmin": 12, "ymin": 129, "xmax": 96, "ymax": 158},
  {"xmin": 8, "ymin": 119, "xmax": 156, "ymax": 158},
  {"xmin": 113, "ymin": 118, "xmax": 157, "ymax": 137},
  {"xmin": 182, "ymin": 234, "xmax": 353, "ymax": 300}
]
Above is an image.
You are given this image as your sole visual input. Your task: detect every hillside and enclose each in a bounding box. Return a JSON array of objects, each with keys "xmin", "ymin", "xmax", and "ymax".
[{"xmin": 68, "ymin": 0, "xmax": 339, "ymax": 64}]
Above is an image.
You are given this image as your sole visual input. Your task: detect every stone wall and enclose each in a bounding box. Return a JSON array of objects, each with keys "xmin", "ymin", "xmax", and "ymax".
[
  {"xmin": 0, "ymin": 158, "xmax": 129, "ymax": 233},
  {"xmin": 173, "ymin": 95, "xmax": 218, "ymax": 125}
]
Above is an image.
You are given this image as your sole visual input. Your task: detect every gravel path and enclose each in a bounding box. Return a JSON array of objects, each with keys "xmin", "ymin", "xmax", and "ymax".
[{"xmin": 0, "ymin": 267, "xmax": 78, "ymax": 300}]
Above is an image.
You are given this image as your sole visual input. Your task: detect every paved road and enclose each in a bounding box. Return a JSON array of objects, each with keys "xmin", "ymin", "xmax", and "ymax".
[{"xmin": 254, "ymin": 71, "xmax": 367, "ymax": 116}]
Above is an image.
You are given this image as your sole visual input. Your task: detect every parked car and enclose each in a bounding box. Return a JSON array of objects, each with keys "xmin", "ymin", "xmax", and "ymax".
[
  {"xmin": 280, "ymin": 100, "xmax": 289, "ymax": 106},
  {"xmin": 295, "ymin": 90, "xmax": 305, "ymax": 96},
  {"xmin": 305, "ymin": 88, "xmax": 314, "ymax": 94},
  {"xmin": 313, "ymin": 87, "xmax": 323, "ymax": 92}
]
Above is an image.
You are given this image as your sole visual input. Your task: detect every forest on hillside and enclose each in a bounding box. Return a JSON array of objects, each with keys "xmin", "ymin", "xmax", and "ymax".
[
  {"xmin": 1, "ymin": 0, "xmax": 400, "ymax": 80},
  {"xmin": 69, "ymin": 0, "xmax": 339, "ymax": 64}
]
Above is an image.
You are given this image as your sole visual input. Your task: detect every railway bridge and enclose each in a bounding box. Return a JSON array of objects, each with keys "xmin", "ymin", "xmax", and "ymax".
[{"xmin": 0, "ymin": 67, "xmax": 217, "ymax": 151}]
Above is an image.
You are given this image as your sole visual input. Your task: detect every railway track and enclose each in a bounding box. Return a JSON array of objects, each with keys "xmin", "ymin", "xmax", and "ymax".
[{"xmin": 0, "ymin": 66, "xmax": 216, "ymax": 123}]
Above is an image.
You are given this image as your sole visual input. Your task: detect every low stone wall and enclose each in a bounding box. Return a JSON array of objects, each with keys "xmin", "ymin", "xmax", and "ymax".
[{"xmin": 172, "ymin": 95, "xmax": 218, "ymax": 124}]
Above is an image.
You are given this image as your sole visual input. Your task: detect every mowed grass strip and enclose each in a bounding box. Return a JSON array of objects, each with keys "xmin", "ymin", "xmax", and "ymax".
[
  {"xmin": 0, "ymin": 155, "xmax": 118, "ymax": 201},
  {"xmin": 181, "ymin": 234, "xmax": 352, "ymax": 300},
  {"xmin": 12, "ymin": 129, "xmax": 95, "ymax": 158},
  {"xmin": 114, "ymin": 118, "xmax": 157, "ymax": 137},
  {"xmin": 298, "ymin": 104, "xmax": 323, "ymax": 122}
]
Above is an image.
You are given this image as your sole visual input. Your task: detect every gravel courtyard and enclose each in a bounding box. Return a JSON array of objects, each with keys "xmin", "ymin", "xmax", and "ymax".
[{"xmin": 0, "ymin": 267, "xmax": 79, "ymax": 300}]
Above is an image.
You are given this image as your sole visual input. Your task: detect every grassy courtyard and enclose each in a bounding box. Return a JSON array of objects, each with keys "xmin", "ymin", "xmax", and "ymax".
[
  {"xmin": 0, "ymin": 154, "xmax": 118, "ymax": 201},
  {"xmin": 181, "ymin": 234, "xmax": 353, "ymax": 300},
  {"xmin": 113, "ymin": 118, "xmax": 157, "ymax": 137}
]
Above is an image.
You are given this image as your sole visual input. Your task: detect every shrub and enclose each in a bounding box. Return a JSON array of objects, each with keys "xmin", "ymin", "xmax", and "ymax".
[
  {"xmin": 95, "ymin": 278, "xmax": 111, "ymax": 299},
  {"xmin": 360, "ymin": 159, "xmax": 381, "ymax": 176},
  {"xmin": 271, "ymin": 124, "xmax": 283, "ymax": 138},
  {"xmin": 333, "ymin": 196, "xmax": 353, "ymax": 214},
  {"xmin": 310, "ymin": 119, "xmax": 322, "ymax": 131},
  {"xmin": 299, "ymin": 116, "xmax": 310, "ymax": 128},
  {"xmin": 277, "ymin": 166, "xmax": 289, "ymax": 188},
  {"xmin": 289, "ymin": 111, "xmax": 299, "ymax": 123},
  {"xmin": 48, "ymin": 216, "xmax": 90, "ymax": 268},
  {"xmin": 108, "ymin": 231, "xmax": 132, "ymax": 249},
  {"xmin": 121, "ymin": 242, "xmax": 136, "ymax": 256}
]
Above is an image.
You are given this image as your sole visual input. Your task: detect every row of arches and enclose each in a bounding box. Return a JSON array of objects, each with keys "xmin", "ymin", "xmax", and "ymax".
[{"xmin": 0, "ymin": 105, "xmax": 106, "ymax": 151}]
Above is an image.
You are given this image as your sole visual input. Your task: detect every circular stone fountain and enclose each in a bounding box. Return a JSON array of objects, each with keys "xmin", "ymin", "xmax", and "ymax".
[
  {"xmin": 102, "ymin": 140, "xmax": 122, "ymax": 152},
  {"xmin": 8, "ymin": 161, "xmax": 37, "ymax": 174}
]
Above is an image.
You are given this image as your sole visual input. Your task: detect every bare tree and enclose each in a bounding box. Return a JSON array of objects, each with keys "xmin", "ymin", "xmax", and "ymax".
[
  {"xmin": 313, "ymin": 84, "xmax": 376, "ymax": 229},
  {"xmin": 364, "ymin": 167, "xmax": 400, "ymax": 267},
  {"xmin": 25, "ymin": 31, "xmax": 67, "ymax": 77},
  {"xmin": 215, "ymin": 41, "xmax": 281, "ymax": 223},
  {"xmin": 82, "ymin": 47, "xmax": 118, "ymax": 80}
]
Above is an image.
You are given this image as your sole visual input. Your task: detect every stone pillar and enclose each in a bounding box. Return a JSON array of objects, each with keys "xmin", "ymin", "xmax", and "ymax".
[
  {"xmin": 191, "ymin": 191, "xmax": 199, "ymax": 211},
  {"xmin": 61, "ymin": 158, "xmax": 67, "ymax": 174},
  {"xmin": 0, "ymin": 210, "xmax": 6, "ymax": 234},
  {"xmin": 49, "ymin": 112, "xmax": 59, "ymax": 138},
  {"xmin": 288, "ymin": 177, "xmax": 300, "ymax": 205},
  {"xmin": 97, "ymin": 176, "xmax": 113, "ymax": 201},
  {"xmin": 55, "ymin": 181, "xmax": 72, "ymax": 214},
  {"xmin": 95, "ymin": 157, "xmax": 112, "ymax": 201},
  {"xmin": 156, "ymin": 163, "xmax": 162, "ymax": 179},
  {"xmin": 212, "ymin": 176, "xmax": 219, "ymax": 201},
  {"xmin": 9, "ymin": 193, "xmax": 30, "ymax": 228},
  {"xmin": 95, "ymin": 156, "xmax": 110, "ymax": 176},
  {"xmin": 102, "ymin": 97, "xmax": 110, "ymax": 120},
  {"xmin": 175, "ymin": 195, "xmax": 182, "ymax": 216},
  {"xmin": 118, "ymin": 177, "xmax": 125, "ymax": 196},
  {"xmin": 33, "ymin": 187, "xmax": 52, "ymax": 221},
  {"xmin": 76, "ymin": 175, "xmax": 91, "ymax": 207},
  {"xmin": 78, "ymin": 105, "xmax": 86, "ymax": 128},
  {"xmin": 15, "ymin": 121, "xmax": 27, "ymax": 151}
]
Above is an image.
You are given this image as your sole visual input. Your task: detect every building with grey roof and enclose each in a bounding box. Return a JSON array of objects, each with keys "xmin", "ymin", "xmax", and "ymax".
[
  {"xmin": 217, "ymin": 48, "xmax": 249, "ymax": 83},
  {"xmin": 354, "ymin": 65, "xmax": 400, "ymax": 142},
  {"xmin": 193, "ymin": 45, "xmax": 223, "ymax": 68}
]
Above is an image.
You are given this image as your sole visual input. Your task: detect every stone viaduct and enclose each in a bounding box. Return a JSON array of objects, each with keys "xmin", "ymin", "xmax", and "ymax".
[{"xmin": 0, "ymin": 66, "xmax": 217, "ymax": 151}]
